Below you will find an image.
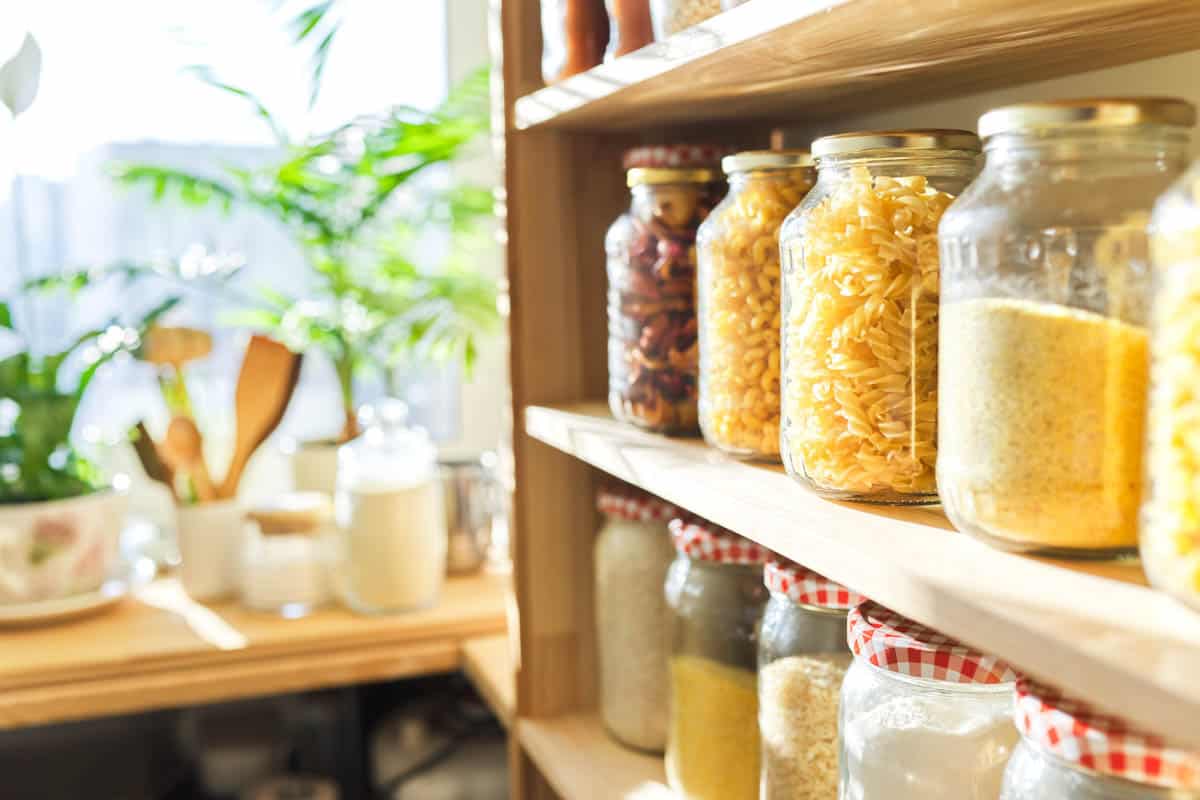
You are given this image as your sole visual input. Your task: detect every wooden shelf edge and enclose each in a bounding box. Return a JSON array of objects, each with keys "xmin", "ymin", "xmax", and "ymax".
[
  {"xmin": 514, "ymin": 0, "xmax": 1200, "ymax": 130},
  {"xmin": 518, "ymin": 712, "xmax": 670, "ymax": 800},
  {"xmin": 462, "ymin": 634, "xmax": 516, "ymax": 728},
  {"xmin": 524, "ymin": 402, "xmax": 1200, "ymax": 749}
]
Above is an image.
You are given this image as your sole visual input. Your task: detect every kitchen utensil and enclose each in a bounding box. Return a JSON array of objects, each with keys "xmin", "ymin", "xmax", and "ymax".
[
  {"xmin": 440, "ymin": 453, "xmax": 500, "ymax": 574},
  {"xmin": 219, "ymin": 335, "xmax": 302, "ymax": 499},
  {"xmin": 164, "ymin": 416, "xmax": 217, "ymax": 502},
  {"xmin": 131, "ymin": 420, "xmax": 175, "ymax": 499},
  {"xmin": 141, "ymin": 326, "xmax": 212, "ymax": 417}
]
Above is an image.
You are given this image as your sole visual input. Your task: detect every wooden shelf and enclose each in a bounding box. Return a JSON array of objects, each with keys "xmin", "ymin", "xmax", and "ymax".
[
  {"xmin": 462, "ymin": 633, "xmax": 516, "ymax": 728},
  {"xmin": 514, "ymin": 0, "xmax": 1200, "ymax": 130},
  {"xmin": 519, "ymin": 712, "xmax": 670, "ymax": 800},
  {"xmin": 525, "ymin": 402, "xmax": 1200, "ymax": 749},
  {"xmin": 0, "ymin": 572, "xmax": 509, "ymax": 730}
]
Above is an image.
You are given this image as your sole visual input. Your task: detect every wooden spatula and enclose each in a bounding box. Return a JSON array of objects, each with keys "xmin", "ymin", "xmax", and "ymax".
[
  {"xmin": 163, "ymin": 416, "xmax": 217, "ymax": 502},
  {"xmin": 217, "ymin": 335, "xmax": 302, "ymax": 499}
]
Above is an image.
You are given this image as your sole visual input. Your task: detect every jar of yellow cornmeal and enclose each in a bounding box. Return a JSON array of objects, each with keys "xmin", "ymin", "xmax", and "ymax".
[{"xmin": 664, "ymin": 516, "xmax": 768, "ymax": 800}]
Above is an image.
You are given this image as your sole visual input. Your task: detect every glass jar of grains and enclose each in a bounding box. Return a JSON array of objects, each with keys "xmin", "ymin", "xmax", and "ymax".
[
  {"xmin": 665, "ymin": 516, "xmax": 768, "ymax": 800},
  {"xmin": 1001, "ymin": 678, "xmax": 1200, "ymax": 799},
  {"xmin": 594, "ymin": 484, "xmax": 677, "ymax": 752},
  {"xmin": 758, "ymin": 560, "xmax": 862, "ymax": 800},
  {"xmin": 780, "ymin": 130, "xmax": 980, "ymax": 503},
  {"xmin": 607, "ymin": 146, "xmax": 726, "ymax": 434},
  {"xmin": 939, "ymin": 98, "xmax": 1195, "ymax": 556},
  {"xmin": 697, "ymin": 150, "xmax": 814, "ymax": 461},
  {"xmin": 840, "ymin": 602, "xmax": 1018, "ymax": 800},
  {"xmin": 1142, "ymin": 159, "xmax": 1200, "ymax": 610}
]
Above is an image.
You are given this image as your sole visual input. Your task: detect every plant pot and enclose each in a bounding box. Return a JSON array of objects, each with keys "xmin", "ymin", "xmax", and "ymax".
[
  {"xmin": 0, "ymin": 489, "xmax": 128, "ymax": 605},
  {"xmin": 176, "ymin": 499, "xmax": 244, "ymax": 601},
  {"xmin": 290, "ymin": 440, "xmax": 341, "ymax": 496}
]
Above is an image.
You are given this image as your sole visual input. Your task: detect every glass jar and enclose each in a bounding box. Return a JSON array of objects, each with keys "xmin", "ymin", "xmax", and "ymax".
[
  {"xmin": 594, "ymin": 485, "xmax": 676, "ymax": 752},
  {"xmin": 697, "ymin": 151, "xmax": 814, "ymax": 461},
  {"xmin": 780, "ymin": 130, "xmax": 980, "ymax": 503},
  {"xmin": 665, "ymin": 517, "xmax": 768, "ymax": 800},
  {"xmin": 240, "ymin": 493, "xmax": 334, "ymax": 617},
  {"xmin": 840, "ymin": 602, "xmax": 1019, "ymax": 800},
  {"xmin": 1001, "ymin": 678, "xmax": 1200, "ymax": 799},
  {"xmin": 939, "ymin": 98, "xmax": 1195, "ymax": 556},
  {"xmin": 541, "ymin": 0, "xmax": 610, "ymax": 83},
  {"xmin": 335, "ymin": 400, "xmax": 447, "ymax": 615},
  {"xmin": 607, "ymin": 146, "xmax": 726, "ymax": 434},
  {"xmin": 605, "ymin": 0, "xmax": 653, "ymax": 58},
  {"xmin": 758, "ymin": 560, "xmax": 862, "ymax": 800},
  {"xmin": 1142, "ymin": 159, "xmax": 1200, "ymax": 609},
  {"xmin": 649, "ymin": 0, "xmax": 721, "ymax": 38}
]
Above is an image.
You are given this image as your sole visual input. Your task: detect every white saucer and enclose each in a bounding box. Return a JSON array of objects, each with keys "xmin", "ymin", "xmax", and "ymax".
[{"xmin": 0, "ymin": 557, "xmax": 157, "ymax": 627}]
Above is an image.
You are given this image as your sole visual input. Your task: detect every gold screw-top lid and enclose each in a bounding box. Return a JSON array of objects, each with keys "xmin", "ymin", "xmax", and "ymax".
[
  {"xmin": 246, "ymin": 492, "xmax": 333, "ymax": 536},
  {"xmin": 721, "ymin": 150, "xmax": 814, "ymax": 174},
  {"xmin": 627, "ymin": 167, "xmax": 719, "ymax": 187},
  {"xmin": 812, "ymin": 129, "xmax": 982, "ymax": 157},
  {"xmin": 978, "ymin": 97, "xmax": 1197, "ymax": 139}
]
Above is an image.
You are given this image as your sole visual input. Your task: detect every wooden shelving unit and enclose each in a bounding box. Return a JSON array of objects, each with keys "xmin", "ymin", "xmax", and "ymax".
[
  {"xmin": 496, "ymin": 0, "xmax": 1200, "ymax": 796},
  {"xmin": 462, "ymin": 633, "xmax": 516, "ymax": 728}
]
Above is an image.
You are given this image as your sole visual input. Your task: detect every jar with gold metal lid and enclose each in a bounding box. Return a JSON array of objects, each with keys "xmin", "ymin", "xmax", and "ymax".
[
  {"xmin": 779, "ymin": 130, "xmax": 980, "ymax": 503},
  {"xmin": 697, "ymin": 150, "xmax": 814, "ymax": 461},
  {"xmin": 938, "ymin": 97, "xmax": 1195, "ymax": 556},
  {"xmin": 240, "ymin": 492, "xmax": 335, "ymax": 617}
]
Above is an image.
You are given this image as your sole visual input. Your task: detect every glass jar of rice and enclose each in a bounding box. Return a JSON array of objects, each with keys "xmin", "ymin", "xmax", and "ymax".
[
  {"xmin": 939, "ymin": 98, "xmax": 1194, "ymax": 556},
  {"xmin": 665, "ymin": 516, "xmax": 768, "ymax": 800},
  {"xmin": 697, "ymin": 150, "xmax": 814, "ymax": 461},
  {"xmin": 758, "ymin": 560, "xmax": 862, "ymax": 800},
  {"xmin": 779, "ymin": 130, "xmax": 980, "ymax": 503}
]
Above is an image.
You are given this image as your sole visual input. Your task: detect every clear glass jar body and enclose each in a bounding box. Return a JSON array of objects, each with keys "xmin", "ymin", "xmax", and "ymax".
[
  {"xmin": 839, "ymin": 657, "xmax": 1018, "ymax": 800},
  {"xmin": 1000, "ymin": 738, "xmax": 1198, "ymax": 799},
  {"xmin": 648, "ymin": 0, "xmax": 721, "ymax": 38},
  {"xmin": 595, "ymin": 514, "xmax": 675, "ymax": 752},
  {"xmin": 1142, "ymin": 160, "xmax": 1200, "ymax": 609},
  {"xmin": 697, "ymin": 167, "xmax": 814, "ymax": 461},
  {"xmin": 757, "ymin": 594, "xmax": 851, "ymax": 800},
  {"xmin": 780, "ymin": 151, "xmax": 976, "ymax": 503},
  {"xmin": 605, "ymin": 0, "xmax": 653, "ymax": 58},
  {"xmin": 541, "ymin": 0, "xmax": 609, "ymax": 83},
  {"xmin": 939, "ymin": 128, "xmax": 1189, "ymax": 556},
  {"xmin": 665, "ymin": 556, "xmax": 766, "ymax": 800},
  {"xmin": 607, "ymin": 179, "xmax": 721, "ymax": 434},
  {"xmin": 239, "ymin": 525, "xmax": 333, "ymax": 617}
]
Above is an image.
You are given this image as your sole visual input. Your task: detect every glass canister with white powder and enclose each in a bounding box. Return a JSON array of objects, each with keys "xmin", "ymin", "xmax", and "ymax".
[
  {"xmin": 758, "ymin": 559, "xmax": 862, "ymax": 800},
  {"xmin": 1002, "ymin": 678, "xmax": 1200, "ymax": 799},
  {"xmin": 240, "ymin": 493, "xmax": 335, "ymax": 617},
  {"xmin": 594, "ymin": 484, "xmax": 676, "ymax": 753},
  {"xmin": 335, "ymin": 400, "xmax": 447, "ymax": 615},
  {"xmin": 840, "ymin": 601, "xmax": 1019, "ymax": 800}
]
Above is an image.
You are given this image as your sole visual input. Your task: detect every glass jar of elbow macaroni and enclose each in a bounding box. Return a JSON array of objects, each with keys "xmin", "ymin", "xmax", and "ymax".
[
  {"xmin": 780, "ymin": 130, "xmax": 980, "ymax": 504},
  {"xmin": 697, "ymin": 151, "xmax": 814, "ymax": 461}
]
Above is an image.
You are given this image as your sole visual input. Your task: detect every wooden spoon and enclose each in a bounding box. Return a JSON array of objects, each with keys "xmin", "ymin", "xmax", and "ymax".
[
  {"xmin": 164, "ymin": 416, "xmax": 217, "ymax": 502},
  {"xmin": 130, "ymin": 420, "xmax": 176, "ymax": 501},
  {"xmin": 217, "ymin": 335, "xmax": 302, "ymax": 499}
]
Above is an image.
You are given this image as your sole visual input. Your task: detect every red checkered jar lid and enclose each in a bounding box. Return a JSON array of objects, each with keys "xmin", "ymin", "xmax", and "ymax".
[
  {"xmin": 668, "ymin": 517, "xmax": 769, "ymax": 566},
  {"xmin": 1015, "ymin": 677, "xmax": 1200, "ymax": 788},
  {"xmin": 596, "ymin": 487, "xmax": 676, "ymax": 523},
  {"xmin": 622, "ymin": 144, "xmax": 733, "ymax": 171},
  {"xmin": 847, "ymin": 601, "xmax": 1018, "ymax": 685},
  {"xmin": 764, "ymin": 559, "xmax": 865, "ymax": 611}
]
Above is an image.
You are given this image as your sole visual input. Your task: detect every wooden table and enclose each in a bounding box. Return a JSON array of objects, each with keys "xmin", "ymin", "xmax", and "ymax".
[{"xmin": 0, "ymin": 571, "xmax": 510, "ymax": 730}]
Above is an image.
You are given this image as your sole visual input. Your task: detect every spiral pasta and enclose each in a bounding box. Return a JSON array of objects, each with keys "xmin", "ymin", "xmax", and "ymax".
[{"xmin": 781, "ymin": 166, "xmax": 953, "ymax": 497}]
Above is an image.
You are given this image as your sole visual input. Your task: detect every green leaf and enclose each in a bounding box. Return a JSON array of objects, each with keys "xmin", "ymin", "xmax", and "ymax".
[
  {"xmin": 183, "ymin": 64, "xmax": 290, "ymax": 145},
  {"xmin": 287, "ymin": 1, "xmax": 341, "ymax": 107},
  {"xmin": 111, "ymin": 163, "xmax": 241, "ymax": 214},
  {"xmin": 0, "ymin": 301, "xmax": 11, "ymax": 329}
]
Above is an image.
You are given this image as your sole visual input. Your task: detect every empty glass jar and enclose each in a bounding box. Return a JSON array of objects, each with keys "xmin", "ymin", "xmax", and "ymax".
[
  {"xmin": 939, "ymin": 98, "xmax": 1195, "ymax": 556},
  {"xmin": 780, "ymin": 130, "xmax": 980, "ymax": 503}
]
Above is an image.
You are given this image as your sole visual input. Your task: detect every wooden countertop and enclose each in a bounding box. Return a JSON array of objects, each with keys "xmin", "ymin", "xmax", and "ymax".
[{"xmin": 0, "ymin": 571, "xmax": 509, "ymax": 730}]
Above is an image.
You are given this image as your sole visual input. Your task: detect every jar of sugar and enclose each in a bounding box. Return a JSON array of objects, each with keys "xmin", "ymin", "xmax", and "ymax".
[
  {"xmin": 240, "ymin": 493, "xmax": 335, "ymax": 617},
  {"xmin": 840, "ymin": 601, "xmax": 1019, "ymax": 800}
]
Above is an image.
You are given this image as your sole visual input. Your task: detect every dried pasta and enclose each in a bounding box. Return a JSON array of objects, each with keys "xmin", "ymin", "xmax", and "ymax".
[{"xmin": 781, "ymin": 166, "xmax": 953, "ymax": 497}]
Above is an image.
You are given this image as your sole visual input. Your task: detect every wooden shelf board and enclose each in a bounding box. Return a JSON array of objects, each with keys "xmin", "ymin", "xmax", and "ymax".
[
  {"xmin": 462, "ymin": 633, "xmax": 516, "ymax": 728},
  {"xmin": 0, "ymin": 571, "xmax": 509, "ymax": 730},
  {"xmin": 519, "ymin": 712, "xmax": 670, "ymax": 800},
  {"xmin": 514, "ymin": 0, "xmax": 1200, "ymax": 130},
  {"xmin": 525, "ymin": 403, "xmax": 1200, "ymax": 748}
]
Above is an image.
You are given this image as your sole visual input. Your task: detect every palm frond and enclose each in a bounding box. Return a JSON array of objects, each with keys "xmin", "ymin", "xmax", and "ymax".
[
  {"xmin": 184, "ymin": 64, "xmax": 290, "ymax": 145},
  {"xmin": 110, "ymin": 163, "xmax": 241, "ymax": 213}
]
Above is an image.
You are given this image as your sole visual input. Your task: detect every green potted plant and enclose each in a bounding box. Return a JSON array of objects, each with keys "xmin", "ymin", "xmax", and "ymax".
[{"xmin": 111, "ymin": 65, "xmax": 500, "ymax": 493}]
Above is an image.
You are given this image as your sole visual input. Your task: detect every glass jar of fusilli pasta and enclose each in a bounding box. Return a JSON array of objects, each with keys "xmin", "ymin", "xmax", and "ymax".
[
  {"xmin": 780, "ymin": 130, "xmax": 980, "ymax": 504},
  {"xmin": 697, "ymin": 151, "xmax": 814, "ymax": 461},
  {"xmin": 939, "ymin": 98, "xmax": 1193, "ymax": 556}
]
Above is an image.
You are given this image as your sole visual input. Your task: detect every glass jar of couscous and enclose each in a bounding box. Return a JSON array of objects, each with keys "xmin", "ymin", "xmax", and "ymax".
[
  {"xmin": 697, "ymin": 151, "xmax": 814, "ymax": 461},
  {"xmin": 939, "ymin": 98, "xmax": 1195, "ymax": 557},
  {"xmin": 780, "ymin": 130, "xmax": 980, "ymax": 503},
  {"xmin": 665, "ymin": 516, "xmax": 768, "ymax": 800}
]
